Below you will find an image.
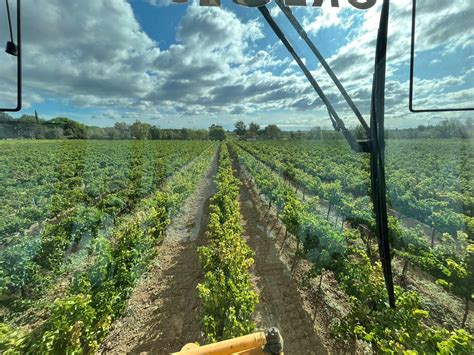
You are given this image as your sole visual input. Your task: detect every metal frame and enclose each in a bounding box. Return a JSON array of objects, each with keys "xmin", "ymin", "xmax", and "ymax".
[
  {"xmin": 274, "ymin": 0, "xmax": 369, "ymax": 134},
  {"xmin": 0, "ymin": 0, "xmax": 397, "ymax": 307},
  {"xmin": 409, "ymin": 0, "xmax": 474, "ymax": 113},
  {"xmin": 259, "ymin": 0, "xmax": 395, "ymax": 307},
  {"xmin": 258, "ymin": 6, "xmax": 363, "ymax": 152},
  {"xmin": 369, "ymin": 0, "xmax": 394, "ymax": 307},
  {"xmin": 0, "ymin": 0, "xmax": 22, "ymax": 112}
]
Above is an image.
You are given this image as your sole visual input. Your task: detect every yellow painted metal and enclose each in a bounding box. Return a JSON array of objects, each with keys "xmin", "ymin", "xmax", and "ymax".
[
  {"xmin": 180, "ymin": 343, "xmax": 200, "ymax": 351},
  {"xmin": 232, "ymin": 348, "xmax": 274, "ymax": 355},
  {"xmin": 171, "ymin": 332, "xmax": 267, "ymax": 355}
]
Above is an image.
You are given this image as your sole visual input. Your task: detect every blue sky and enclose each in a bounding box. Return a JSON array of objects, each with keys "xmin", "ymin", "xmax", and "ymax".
[{"xmin": 0, "ymin": 0, "xmax": 472, "ymax": 129}]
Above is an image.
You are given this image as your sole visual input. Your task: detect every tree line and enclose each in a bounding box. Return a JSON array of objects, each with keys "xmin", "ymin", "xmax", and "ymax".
[{"xmin": 1, "ymin": 111, "xmax": 472, "ymax": 140}]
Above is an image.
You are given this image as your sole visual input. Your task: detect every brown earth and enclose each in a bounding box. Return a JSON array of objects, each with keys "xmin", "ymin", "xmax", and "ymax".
[
  {"xmin": 231, "ymin": 151, "xmax": 354, "ymax": 355},
  {"xmin": 236, "ymin": 146, "xmax": 473, "ymax": 335},
  {"xmin": 99, "ymin": 154, "xmax": 218, "ymax": 354},
  {"xmin": 239, "ymin": 180, "xmax": 328, "ymax": 354},
  {"xmin": 100, "ymin": 148, "xmax": 357, "ymax": 355}
]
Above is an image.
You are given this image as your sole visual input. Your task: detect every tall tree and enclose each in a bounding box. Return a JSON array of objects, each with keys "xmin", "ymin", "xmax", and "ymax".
[
  {"xmin": 264, "ymin": 124, "xmax": 281, "ymax": 139},
  {"xmin": 114, "ymin": 122, "xmax": 130, "ymax": 139},
  {"xmin": 209, "ymin": 124, "xmax": 226, "ymax": 141},
  {"xmin": 234, "ymin": 120, "xmax": 247, "ymax": 138},
  {"xmin": 248, "ymin": 122, "xmax": 260, "ymax": 139},
  {"xmin": 130, "ymin": 120, "xmax": 151, "ymax": 140},
  {"xmin": 150, "ymin": 126, "xmax": 161, "ymax": 140}
]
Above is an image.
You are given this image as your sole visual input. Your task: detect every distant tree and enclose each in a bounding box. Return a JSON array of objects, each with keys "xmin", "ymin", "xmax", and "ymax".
[
  {"xmin": 308, "ymin": 126, "xmax": 322, "ymax": 140},
  {"xmin": 130, "ymin": 120, "xmax": 151, "ymax": 140},
  {"xmin": 35, "ymin": 110, "xmax": 39, "ymax": 123},
  {"xmin": 179, "ymin": 128, "xmax": 189, "ymax": 140},
  {"xmin": 106, "ymin": 127, "xmax": 121, "ymax": 140},
  {"xmin": 194, "ymin": 129, "xmax": 209, "ymax": 140},
  {"xmin": 0, "ymin": 112, "xmax": 12, "ymax": 122},
  {"xmin": 150, "ymin": 126, "xmax": 161, "ymax": 140},
  {"xmin": 48, "ymin": 117, "xmax": 87, "ymax": 139},
  {"xmin": 264, "ymin": 124, "xmax": 281, "ymax": 139},
  {"xmin": 247, "ymin": 122, "xmax": 260, "ymax": 139},
  {"xmin": 436, "ymin": 120, "xmax": 452, "ymax": 138},
  {"xmin": 45, "ymin": 128, "xmax": 64, "ymax": 139},
  {"xmin": 289, "ymin": 130, "xmax": 305, "ymax": 140},
  {"xmin": 209, "ymin": 124, "xmax": 226, "ymax": 141},
  {"xmin": 234, "ymin": 120, "xmax": 247, "ymax": 138},
  {"xmin": 87, "ymin": 127, "xmax": 106, "ymax": 140},
  {"xmin": 114, "ymin": 122, "xmax": 130, "ymax": 139},
  {"xmin": 19, "ymin": 114, "xmax": 37, "ymax": 123}
]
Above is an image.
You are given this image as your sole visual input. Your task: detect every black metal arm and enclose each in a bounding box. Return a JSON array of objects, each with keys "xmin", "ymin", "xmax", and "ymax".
[
  {"xmin": 259, "ymin": 0, "xmax": 395, "ymax": 307},
  {"xmin": 369, "ymin": 0, "xmax": 395, "ymax": 308},
  {"xmin": 275, "ymin": 0, "xmax": 370, "ymax": 134},
  {"xmin": 258, "ymin": 5, "xmax": 363, "ymax": 152}
]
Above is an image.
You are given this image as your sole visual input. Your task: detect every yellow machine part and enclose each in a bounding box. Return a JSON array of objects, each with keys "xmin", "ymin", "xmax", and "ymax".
[{"xmin": 172, "ymin": 331, "xmax": 283, "ymax": 355}]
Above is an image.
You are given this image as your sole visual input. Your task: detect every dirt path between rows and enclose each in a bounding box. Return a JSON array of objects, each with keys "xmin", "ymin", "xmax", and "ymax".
[
  {"xmin": 100, "ymin": 154, "xmax": 218, "ymax": 355},
  {"xmin": 232, "ymin": 153, "xmax": 329, "ymax": 355},
  {"xmin": 236, "ymin": 144, "xmax": 473, "ymax": 332}
]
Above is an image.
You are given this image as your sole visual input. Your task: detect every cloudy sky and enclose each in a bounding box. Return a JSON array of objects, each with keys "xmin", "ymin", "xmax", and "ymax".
[{"xmin": 0, "ymin": 0, "xmax": 472, "ymax": 129}]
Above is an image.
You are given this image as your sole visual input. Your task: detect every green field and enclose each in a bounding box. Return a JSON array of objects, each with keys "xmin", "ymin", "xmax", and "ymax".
[{"xmin": 0, "ymin": 139, "xmax": 472, "ymax": 353}]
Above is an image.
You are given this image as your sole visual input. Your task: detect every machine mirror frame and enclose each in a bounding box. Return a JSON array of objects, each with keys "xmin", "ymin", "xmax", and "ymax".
[
  {"xmin": 409, "ymin": 0, "xmax": 474, "ymax": 113},
  {"xmin": 0, "ymin": 0, "xmax": 21, "ymax": 112}
]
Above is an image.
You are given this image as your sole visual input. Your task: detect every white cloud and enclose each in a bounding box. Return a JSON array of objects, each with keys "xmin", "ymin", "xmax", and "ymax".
[
  {"xmin": 0, "ymin": 0, "xmax": 471, "ymax": 128},
  {"xmin": 146, "ymin": 0, "xmax": 172, "ymax": 7},
  {"xmin": 299, "ymin": 0, "xmax": 474, "ymax": 126},
  {"xmin": 301, "ymin": 6, "xmax": 357, "ymax": 35},
  {"xmin": 0, "ymin": 0, "xmax": 161, "ymax": 111}
]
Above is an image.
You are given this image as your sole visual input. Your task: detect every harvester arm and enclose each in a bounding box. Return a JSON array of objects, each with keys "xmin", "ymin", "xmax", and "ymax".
[
  {"xmin": 172, "ymin": 328, "xmax": 284, "ymax": 355},
  {"xmin": 258, "ymin": 5, "xmax": 363, "ymax": 152},
  {"xmin": 274, "ymin": 0, "xmax": 369, "ymax": 134}
]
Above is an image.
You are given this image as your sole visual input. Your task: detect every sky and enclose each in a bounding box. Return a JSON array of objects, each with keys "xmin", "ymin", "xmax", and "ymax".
[{"xmin": 0, "ymin": 0, "xmax": 472, "ymax": 130}]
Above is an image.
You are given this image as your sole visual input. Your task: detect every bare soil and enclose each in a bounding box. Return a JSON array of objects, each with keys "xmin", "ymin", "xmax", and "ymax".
[
  {"xmin": 99, "ymin": 154, "xmax": 218, "ymax": 354},
  {"xmin": 231, "ymin": 152, "xmax": 354, "ymax": 355},
  {"xmin": 237, "ymin": 147, "xmax": 473, "ymax": 336},
  {"xmin": 100, "ymin": 149, "xmax": 357, "ymax": 355}
]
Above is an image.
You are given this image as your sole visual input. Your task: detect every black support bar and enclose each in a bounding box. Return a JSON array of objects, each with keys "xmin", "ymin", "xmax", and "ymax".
[
  {"xmin": 370, "ymin": 0, "xmax": 395, "ymax": 308},
  {"xmin": 275, "ymin": 0, "xmax": 370, "ymax": 134},
  {"xmin": 259, "ymin": 0, "xmax": 396, "ymax": 308},
  {"xmin": 258, "ymin": 5, "xmax": 363, "ymax": 152}
]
